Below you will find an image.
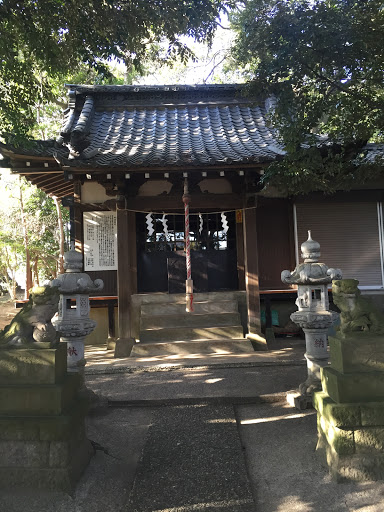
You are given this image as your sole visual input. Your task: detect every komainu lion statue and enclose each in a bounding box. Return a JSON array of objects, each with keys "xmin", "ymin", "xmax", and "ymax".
[
  {"xmin": 332, "ymin": 279, "xmax": 384, "ymax": 336},
  {"xmin": 0, "ymin": 285, "xmax": 59, "ymax": 347}
]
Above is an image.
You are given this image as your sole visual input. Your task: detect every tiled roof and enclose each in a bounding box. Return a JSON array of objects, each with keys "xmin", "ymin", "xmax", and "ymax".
[
  {"xmin": 357, "ymin": 143, "xmax": 384, "ymax": 164},
  {"xmin": 52, "ymin": 84, "xmax": 286, "ymax": 168},
  {"xmin": 2, "ymin": 85, "xmax": 286, "ymax": 168},
  {"xmin": 2, "ymin": 84, "xmax": 383, "ymax": 170},
  {"xmin": 0, "ymin": 139, "xmax": 67, "ymax": 160}
]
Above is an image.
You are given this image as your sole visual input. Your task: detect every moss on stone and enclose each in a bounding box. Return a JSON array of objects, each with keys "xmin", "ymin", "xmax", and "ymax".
[
  {"xmin": 332, "ymin": 279, "xmax": 384, "ymax": 336},
  {"xmin": 322, "ymin": 367, "xmax": 384, "ymax": 403},
  {"xmin": 314, "ymin": 391, "xmax": 361, "ymax": 428},
  {"xmin": 0, "ymin": 285, "xmax": 59, "ymax": 347},
  {"xmin": 354, "ymin": 428, "xmax": 384, "ymax": 453},
  {"xmin": 360, "ymin": 403, "xmax": 384, "ymax": 427},
  {"xmin": 317, "ymin": 415, "xmax": 355, "ymax": 456},
  {"xmin": 329, "ymin": 334, "xmax": 384, "ymax": 374}
]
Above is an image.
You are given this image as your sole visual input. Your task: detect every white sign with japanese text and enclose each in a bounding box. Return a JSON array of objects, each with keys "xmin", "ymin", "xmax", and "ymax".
[{"xmin": 83, "ymin": 211, "xmax": 117, "ymax": 271}]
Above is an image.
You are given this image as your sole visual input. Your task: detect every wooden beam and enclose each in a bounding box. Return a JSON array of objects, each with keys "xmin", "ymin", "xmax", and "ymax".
[
  {"xmin": 44, "ymin": 183, "xmax": 74, "ymax": 196},
  {"xmin": 56, "ymin": 162, "xmax": 266, "ymax": 173},
  {"xmin": 115, "ymin": 208, "xmax": 135, "ymax": 357},
  {"xmin": 1, "ymin": 152, "xmax": 57, "ymax": 162},
  {"xmin": 12, "ymin": 169, "xmax": 62, "ymax": 174},
  {"xmin": 243, "ymin": 207, "xmax": 267, "ymax": 350},
  {"xmin": 111, "ymin": 193, "xmax": 243, "ymax": 212},
  {"xmin": 29, "ymin": 174, "xmax": 64, "ymax": 187}
]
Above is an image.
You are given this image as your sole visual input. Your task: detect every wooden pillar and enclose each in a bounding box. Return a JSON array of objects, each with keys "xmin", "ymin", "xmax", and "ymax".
[
  {"xmin": 73, "ymin": 181, "xmax": 83, "ymax": 253},
  {"xmin": 236, "ymin": 210, "xmax": 245, "ymax": 290},
  {"xmin": 128, "ymin": 211, "xmax": 137, "ymax": 295},
  {"xmin": 114, "ymin": 208, "xmax": 135, "ymax": 357},
  {"xmin": 243, "ymin": 207, "xmax": 267, "ymax": 350}
]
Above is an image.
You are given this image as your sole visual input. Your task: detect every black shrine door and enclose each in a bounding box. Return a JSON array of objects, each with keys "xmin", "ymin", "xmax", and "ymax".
[{"xmin": 136, "ymin": 212, "xmax": 238, "ymax": 293}]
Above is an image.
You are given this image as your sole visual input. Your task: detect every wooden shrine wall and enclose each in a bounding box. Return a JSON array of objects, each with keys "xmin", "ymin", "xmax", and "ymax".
[
  {"xmin": 88, "ymin": 270, "xmax": 117, "ymax": 296},
  {"xmin": 256, "ymin": 199, "xmax": 295, "ymax": 290}
]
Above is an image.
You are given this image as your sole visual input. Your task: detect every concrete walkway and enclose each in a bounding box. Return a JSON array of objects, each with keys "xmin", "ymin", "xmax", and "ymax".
[{"xmin": 1, "ymin": 340, "xmax": 384, "ymax": 511}]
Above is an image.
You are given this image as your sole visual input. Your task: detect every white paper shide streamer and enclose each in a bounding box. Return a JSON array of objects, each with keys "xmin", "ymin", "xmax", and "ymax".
[
  {"xmin": 146, "ymin": 213, "xmax": 154, "ymax": 237},
  {"xmin": 199, "ymin": 213, "xmax": 203, "ymax": 235},
  {"xmin": 160, "ymin": 214, "xmax": 168, "ymax": 238},
  {"xmin": 221, "ymin": 212, "xmax": 228, "ymax": 234}
]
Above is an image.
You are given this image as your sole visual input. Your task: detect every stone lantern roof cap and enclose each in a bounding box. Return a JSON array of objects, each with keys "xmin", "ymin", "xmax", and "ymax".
[
  {"xmin": 52, "ymin": 245, "xmax": 104, "ymax": 294},
  {"xmin": 63, "ymin": 246, "xmax": 83, "ymax": 272},
  {"xmin": 281, "ymin": 230, "xmax": 342, "ymax": 285},
  {"xmin": 301, "ymin": 231, "xmax": 321, "ymax": 263}
]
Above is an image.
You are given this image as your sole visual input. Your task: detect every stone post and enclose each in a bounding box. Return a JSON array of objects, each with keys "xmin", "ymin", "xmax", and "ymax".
[
  {"xmin": 282, "ymin": 231, "xmax": 341, "ymax": 408},
  {"xmin": 314, "ymin": 279, "xmax": 384, "ymax": 481},
  {"xmin": 0, "ymin": 285, "xmax": 93, "ymax": 491}
]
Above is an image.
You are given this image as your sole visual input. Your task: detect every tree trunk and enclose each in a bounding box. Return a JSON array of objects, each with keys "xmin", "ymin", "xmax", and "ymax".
[
  {"xmin": 33, "ymin": 257, "xmax": 39, "ymax": 286},
  {"xmin": 18, "ymin": 177, "xmax": 32, "ymax": 298},
  {"xmin": 3, "ymin": 246, "xmax": 17, "ymax": 301},
  {"xmin": 53, "ymin": 196, "xmax": 65, "ymax": 274}
]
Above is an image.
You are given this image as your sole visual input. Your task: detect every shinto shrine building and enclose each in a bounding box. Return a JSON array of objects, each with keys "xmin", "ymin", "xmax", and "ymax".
[{"xmin": 1, "ymin": 84, "xmax": 384, "ymax": 355}]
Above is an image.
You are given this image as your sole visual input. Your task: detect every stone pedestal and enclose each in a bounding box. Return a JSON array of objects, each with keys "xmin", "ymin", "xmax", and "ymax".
[
  {"xmin": 0, "ymin": 343, "xmax": 93, "ymax": 491},
  {"xmin": 314, "ymin": 333, "xmax": 384, "ymax": 481}
]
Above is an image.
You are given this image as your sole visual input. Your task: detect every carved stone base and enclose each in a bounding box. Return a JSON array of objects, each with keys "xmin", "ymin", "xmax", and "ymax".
[
  {"xmin": 287, "ymin": 390, "xmax": 313, "ymax": 411},
  {"xmin": 107, "ymin": 336, "xmax": 117, "ymax": 351},
  {"xmin": 0, "ymin": 400, "xmax": 93, "ymax": 491},
  {"xmin": 314, "ymin": 391, "xmax": 384, "ymax": 481},
  {"xmin": 246, "ymin": 332, "xmax": 268, "ymax": 351},
  {"xmin": 114, "ymin": 337, "xmax": 135, "ymax": 358},
  {"xmin": 0, "ymin": 345, "xmax": 93, "ymax": 491}
]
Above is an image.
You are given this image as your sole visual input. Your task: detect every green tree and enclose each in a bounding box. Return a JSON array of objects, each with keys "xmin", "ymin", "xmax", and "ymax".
[
  {"xmin": 31, "ymin": 62, "xmax": 130, "ymax": 141},
  {"xmin": 231, "ymin": 0, "xmax": 384, "ymax": 194},
  {"xmin": 0, "ymin": 220, "xmax": 24, "ymax": 300},
  {"xmin": 0, "ymin": 0, "xmax": 235, "ymax": 141},
  {"xmin": 0, "ymin": 171, "xmax": 69, "ymax": 298}
]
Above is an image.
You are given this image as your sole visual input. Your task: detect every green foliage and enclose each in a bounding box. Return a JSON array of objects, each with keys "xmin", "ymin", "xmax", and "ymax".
[
  {"xmin": 23, "ymin": 187, "xmax": 69, "ymax": 278},
  {"xmin": 0, "ymin": 0, "xmax": 234, "ymax": 141},
  {"xmin": 30, "ymin": 62, "xmax": 129, "ymax": 140},
  {"xmin": 138, "ymin": 24, "xmax": 245, "ymax": 85},
  {"xmin": 231, "ymin": 0, "xmax": 384, "ymax": 193},
  {"xmin": 0, "ymin": 171, "xmax": 69, "ymax": 297}
]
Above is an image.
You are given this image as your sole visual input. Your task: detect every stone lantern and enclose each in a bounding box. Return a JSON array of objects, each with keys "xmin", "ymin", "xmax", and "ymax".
[
  {"xmin": 52, "ymin": 244, "xmax": 103, "ymax": 373},
  {"xmin": 281, "ymin": 231, "xmax": 342, "ymax": 405}
]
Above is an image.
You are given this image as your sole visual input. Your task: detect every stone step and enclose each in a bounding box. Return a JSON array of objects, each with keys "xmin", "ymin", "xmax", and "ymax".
[
  {"xmin": 131, "ymin": 338, "xmax": 254, "ymax": 357},
  {"xmin": 140, "ymin": 312, "xmax": 241, "ymax": 330},
  {"xmin": 139, "ymin": 325, "xmax": 244, "ymax": 343},
  {"xmin": 140, "ymin": 300, "xmax": 239, "ymax": 317}
]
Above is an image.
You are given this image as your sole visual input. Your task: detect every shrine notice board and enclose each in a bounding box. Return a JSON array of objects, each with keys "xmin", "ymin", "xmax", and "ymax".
[{"xmin": 83, "ymin": 211, "xmax": 118, "ymax": 271}]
